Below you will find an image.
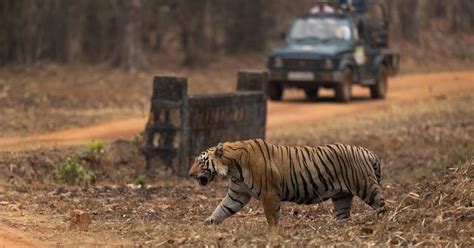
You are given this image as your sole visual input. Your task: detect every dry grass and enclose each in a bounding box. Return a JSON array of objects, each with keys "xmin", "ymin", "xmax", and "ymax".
[
  {"xmin": 0, "ymin": 161, "xmax": 471, "ymax": 246},
  {"xmin": 0, "ymin": 93, "xmax": 472, "ymax": 246},
  {"xmin": 0, "ymin": 56, "xmax": 265, "ymax": 137}
]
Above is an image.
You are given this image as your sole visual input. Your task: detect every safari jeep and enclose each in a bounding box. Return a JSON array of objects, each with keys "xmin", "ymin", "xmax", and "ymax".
[{"xmin": 267, "ymin": 3, "xmax": 399, "ymax": 102}]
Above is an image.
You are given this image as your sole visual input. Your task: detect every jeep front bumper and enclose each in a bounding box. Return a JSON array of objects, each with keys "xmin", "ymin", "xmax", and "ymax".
[{"xmin": 269, "ymin": 70, "xmax": 344, "ymax": 83}]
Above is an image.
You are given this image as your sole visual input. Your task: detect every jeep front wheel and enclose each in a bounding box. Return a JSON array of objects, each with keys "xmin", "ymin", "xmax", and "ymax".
[
  {"xmin": 335, "ymin": 68, "xmax": 352, "ymax": 103},
  {"xmin": 370, "ymin": 66, "xmax": 388, "ymax": 99},
  {"xmin": 304, "ymin": 87, "xmax": 319, "ymax": 100},
  {"xmin": 269, "ymin": 82, "xmax": 283, "ymax": 101}
]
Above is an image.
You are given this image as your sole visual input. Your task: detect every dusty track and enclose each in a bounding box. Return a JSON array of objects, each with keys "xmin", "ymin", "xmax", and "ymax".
[
  {"xmin": 268, "ymin": 70, "xmax": 474, "ymax": 128},
  {"xmin": 0, "ymin": 118, "xmax": 147, "ymax": 151},
  {"xmin": 0, "ymin": 70, "xmax": 472, "ymax": 151}
]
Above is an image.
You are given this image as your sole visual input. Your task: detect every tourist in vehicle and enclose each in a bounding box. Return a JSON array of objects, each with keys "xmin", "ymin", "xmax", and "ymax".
[{"xmin": 310, "ymin": 1, "xmax": 335, "ymax": 14}]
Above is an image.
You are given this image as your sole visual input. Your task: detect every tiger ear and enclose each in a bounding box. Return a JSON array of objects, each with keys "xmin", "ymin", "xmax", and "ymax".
[{"xmin": 214, "ymin": 142, "xmax": 224, "ymax": 158}]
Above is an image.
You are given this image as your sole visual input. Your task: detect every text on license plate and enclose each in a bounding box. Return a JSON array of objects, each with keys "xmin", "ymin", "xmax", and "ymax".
[{"xmin": 287, "ymin": 72, "xmax": 314, "ymax": 81}]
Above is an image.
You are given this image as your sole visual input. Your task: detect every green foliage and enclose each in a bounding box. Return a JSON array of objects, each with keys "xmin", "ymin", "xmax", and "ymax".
[
  {"xmin": 134, "ymin": 175, "xmax": 147, "ymax": 187},
  {"xmin": 86, "ymin": 139, "xmax": 106, "ymax": 154},
  {"xmin": 53, "ymin": 156, "xmax": 95, "ymax": 185},
  {"xmin": 54, "ymin": 140, "xmax": 107, "ymax": 185},
  {"xmin": 79, "ymin": 139, "xmax": 106, "ymax": 162},
  {"xmin": 131, "ymin": 131, "xmax": 144, "ymax": 146}
]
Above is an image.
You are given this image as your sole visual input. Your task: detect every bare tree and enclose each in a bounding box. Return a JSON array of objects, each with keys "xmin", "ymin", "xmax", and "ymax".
[
  {"xmin": 449, "ymin": 0, "xmax": 474, "ymax": 33},
  {"xmin": 111, "ymin": 0, "xmax": 148, "ymax": 69},
  {"xmin": 223, "ymin": 0, "xmax": 267, "ymax": 53},
  {"xmin": 396, "ymin": 0, "xmax": 419, "ymax": 42}
]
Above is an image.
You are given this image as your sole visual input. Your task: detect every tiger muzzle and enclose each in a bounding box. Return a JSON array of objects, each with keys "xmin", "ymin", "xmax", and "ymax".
[{"xmin": 197, "ymin": 175, "xmax": 209, "ymax": 186}]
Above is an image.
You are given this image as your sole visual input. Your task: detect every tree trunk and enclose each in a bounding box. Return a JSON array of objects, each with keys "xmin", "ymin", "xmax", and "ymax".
[
  {"xmin": 224, "ymin": 0, "xmax": 266, "ymax": 53},
  {"xmin": 111, "ymin": 0, "xmax": 148, "ymax": 70},
  {"xmin": 175, "ymin": 0, "xmax": 210, "ymax": 67},
  {"xmin": 397, "ymin": 0, "xmax": 419, "ymax": 42}
]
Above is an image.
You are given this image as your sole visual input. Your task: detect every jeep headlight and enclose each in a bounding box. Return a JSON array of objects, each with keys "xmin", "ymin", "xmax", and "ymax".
[
  {"xmin": 324, "ymin": 58, "xmax": 334, "ymax": 69},
  {"xmin": 273, "ymin": 57, "xmax": 283, "ymax": 68}
]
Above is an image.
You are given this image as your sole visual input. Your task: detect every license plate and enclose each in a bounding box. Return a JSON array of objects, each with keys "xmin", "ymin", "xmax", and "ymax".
[{"xmin": 288, "ymin": 72, "xmax": 314, "ymax": 81}]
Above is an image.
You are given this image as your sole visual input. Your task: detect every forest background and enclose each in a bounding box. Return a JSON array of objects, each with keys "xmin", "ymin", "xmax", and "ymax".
[{"xmin": 1, "ymin": 0, "xmax": 473, "ymax": 70}]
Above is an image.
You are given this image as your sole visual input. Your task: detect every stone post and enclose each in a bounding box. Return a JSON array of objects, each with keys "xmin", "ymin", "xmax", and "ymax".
[{"xmin": 142, "ymin": 76, "xmax": 189, "ymax": 176}]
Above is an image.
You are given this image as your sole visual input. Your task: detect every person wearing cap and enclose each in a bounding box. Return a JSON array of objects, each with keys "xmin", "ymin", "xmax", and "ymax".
[{"xmin": 309, "ymin": 1, "xmax": 336, "ymax": 14}]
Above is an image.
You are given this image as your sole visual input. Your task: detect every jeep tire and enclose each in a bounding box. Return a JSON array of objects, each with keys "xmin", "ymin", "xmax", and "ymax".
[
  {"xmin": 370, "ymin": 66, "xmax": 388, "ymax": 99},
  {"xmin": 269, "ymin": 82, "xmax": 283, "ymax": 101},
  {"xmin": 335, "ymin": 68, "xmax": 352, "ymax": 103},
  {"xmin": 304, "ymin": 87, "xmax": 319, "ymax": 100}
]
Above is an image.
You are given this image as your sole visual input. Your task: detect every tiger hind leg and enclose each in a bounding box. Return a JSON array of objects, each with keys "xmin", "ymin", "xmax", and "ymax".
[
  {"xmin": 332, "ymin": 192, "xmax": 354, "ymax": 220},
  {"xmin": 365, "ymin": 185, "xmax": 387, "ymax": 215}
]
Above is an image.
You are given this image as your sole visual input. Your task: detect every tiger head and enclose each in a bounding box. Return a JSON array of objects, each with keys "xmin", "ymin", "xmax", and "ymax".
[{"xmin": 188, "ymin": 143, "xmax": 228, "ymax": 186}]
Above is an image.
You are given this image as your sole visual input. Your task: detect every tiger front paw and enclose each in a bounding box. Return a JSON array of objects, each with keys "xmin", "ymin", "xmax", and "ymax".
[
  {"xmin": 376, "ymin": 205, "xmax": 388, "ymax": 217},
  {"xmin": 204, "ymin": 216, "xmax": 221, "ymax": 225},
  {"xmin": 377, "ymin": 206, "xmax": 388, "ymax": 214}
]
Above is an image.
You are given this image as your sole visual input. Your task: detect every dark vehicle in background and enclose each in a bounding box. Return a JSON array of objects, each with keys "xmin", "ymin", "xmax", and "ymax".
[{"xmin": 267, "ymin": 0, "xmax": 399, "ymax": 102}]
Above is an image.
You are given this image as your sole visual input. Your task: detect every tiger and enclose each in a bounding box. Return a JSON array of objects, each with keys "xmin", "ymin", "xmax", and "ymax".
[{"xmin": 188, "ymin": 139, "xmax": 387, "ymax": 226}]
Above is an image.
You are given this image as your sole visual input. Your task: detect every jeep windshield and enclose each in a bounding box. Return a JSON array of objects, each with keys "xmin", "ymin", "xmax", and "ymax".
[{"xmin": 288, "ymin": 17, "xmax": 355, "ymax": 43}]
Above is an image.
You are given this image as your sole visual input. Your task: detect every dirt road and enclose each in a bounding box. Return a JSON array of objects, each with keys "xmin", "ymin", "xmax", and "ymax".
[
  {"xmin": 268, "ymin": 70, "xmax": 474, "ymax": 128},
  {"xmin": 0, "ymin": 70, "xmax": 472, "ymax": 151}
]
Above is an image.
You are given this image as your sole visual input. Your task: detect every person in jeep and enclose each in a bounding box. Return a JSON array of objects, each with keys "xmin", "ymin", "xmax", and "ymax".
[{"xmin": 310, "ymin": 1, "xmax": 336, "ymax": 14}]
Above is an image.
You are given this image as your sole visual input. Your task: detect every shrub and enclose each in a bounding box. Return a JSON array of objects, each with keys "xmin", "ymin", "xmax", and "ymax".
[
  {"xmin": 134, "ymin": 175, "xmax": 147, "ymax": 187},
  {"xmin": 85, "ymin": 139, "xmax": 105, "ymax": 155},
  {"xmin": 53, "ymin": 156, "xmax": 96, "ymax": 185},
  {"xmin": 79, "ymin": 139, "xmax": 106, "ymax": 164}
]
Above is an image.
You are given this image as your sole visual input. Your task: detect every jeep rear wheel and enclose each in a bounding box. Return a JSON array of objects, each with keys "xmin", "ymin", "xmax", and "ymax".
[
  {"xmin": 269, "ymin": 82, "xmax": 283, "ymax": 101},
  {"xmin": 370, "ymin": 66, "xmax": 388, "ymax": 99},
  {"xmin": 304, "ymin": 87, "xmax": 319, "ymax": 100},
  {"xmin": 335, "ymin": 68, "xmax": 352, "ymax": 103}
]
